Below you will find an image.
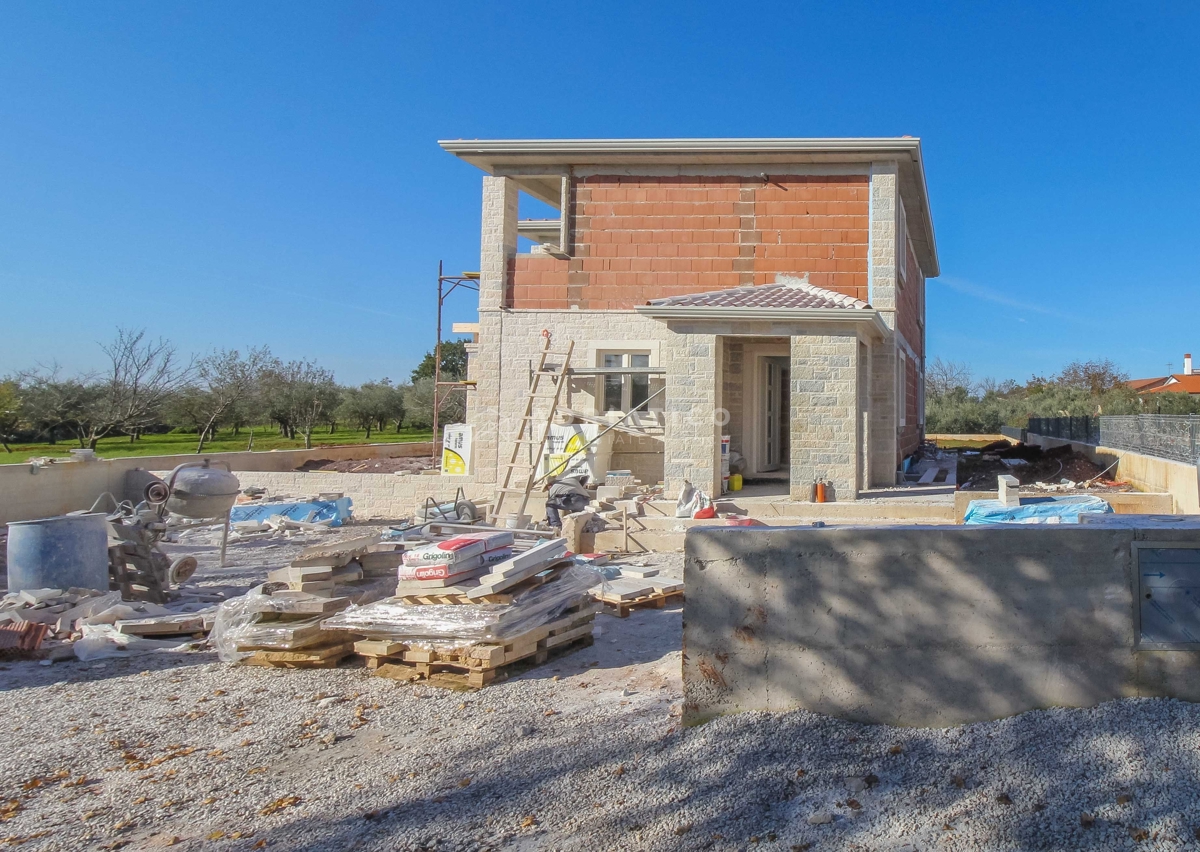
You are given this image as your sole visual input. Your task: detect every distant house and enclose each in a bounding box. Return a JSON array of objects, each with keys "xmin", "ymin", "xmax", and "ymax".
[{"xmin": 1129, "ymin": 354, "xmax": 1200, "ymax": 396}]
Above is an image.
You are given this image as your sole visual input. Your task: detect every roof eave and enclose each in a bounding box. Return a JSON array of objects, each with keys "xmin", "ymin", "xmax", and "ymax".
[
  {"xmin": 438, "ymin": 137, "xmax": 923, "ymax": 160},
  {"xmin": 440, "ymin": 137, "xmax": 938, "ymax": 278},
  {"xmin": 635, "ymin": 305, "xmax": 887, "ymax": 337}
]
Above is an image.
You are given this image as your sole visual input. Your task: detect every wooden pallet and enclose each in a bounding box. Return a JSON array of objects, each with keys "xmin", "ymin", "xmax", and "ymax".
[
  {"xmin": 593, "ymin": 589, "xmax": 684, "ymax": 618},
  {"xmin": 372, "ymin": 633, "xmax": 595, "ymax": 690},
  {"xmin": 393, "ymin": 591, "xmax": 513, "ymax": 605},
  {"xmin": 242, "ymin": 637, "xmax": 358, "ymax": 669},
  {"xmin": 358, "ymin": 607, "xmax": 597, "ymax": 688}
]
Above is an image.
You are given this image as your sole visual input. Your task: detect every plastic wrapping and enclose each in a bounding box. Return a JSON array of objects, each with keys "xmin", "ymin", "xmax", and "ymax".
[
  {"xmin": 209, "ymin": 587, "xmax": 270, "ymax": 663},
  {"xmin": 963, "ymin": 495, "xmax": 1113, "ymax": 525},
  {"xmin": 73, "ymin": 624, "xmax": 192, "ymax": 661},
  {"xmin": 229, "ymin": 497, "xmax": 353, "ymax": 527},
  {"xmin": 323, "ymin": 564, "xmax": 603, "ymax": 643}
]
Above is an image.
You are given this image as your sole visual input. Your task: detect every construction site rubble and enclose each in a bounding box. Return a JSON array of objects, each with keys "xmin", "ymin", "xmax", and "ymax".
[
  {"xmin": 956, "ymin": 441, "xmax": 1129, "ymax": 492},
  {"xmin": 0, "ymin": 585, "xmax": 220, "ymax": 661}
]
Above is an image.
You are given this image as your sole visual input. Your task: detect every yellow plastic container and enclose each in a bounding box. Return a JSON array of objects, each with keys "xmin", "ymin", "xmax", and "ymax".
[{"xmin": 729, "ymin": 473, "xmax": 743, "ymax": 491}]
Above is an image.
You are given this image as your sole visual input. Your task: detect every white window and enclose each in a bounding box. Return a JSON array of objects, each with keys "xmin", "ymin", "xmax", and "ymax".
[
  {"xmin": 898, "ymin": 351, "xmax": 908, "ymax": 427},
  {"xmin": 599, "ymin": 351, "xmax": 651, "ymax": 413},
  {"xmin": 897, "ymin": 201, "xmax": 908, "ymax": 287}
]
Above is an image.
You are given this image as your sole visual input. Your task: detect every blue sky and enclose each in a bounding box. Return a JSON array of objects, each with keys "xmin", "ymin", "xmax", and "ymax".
[{"xmin": 1, "ymin": 2, "xmax": 1197, "ymax": 385}]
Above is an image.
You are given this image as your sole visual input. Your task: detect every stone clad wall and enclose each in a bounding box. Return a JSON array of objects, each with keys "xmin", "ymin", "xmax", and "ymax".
[
  {"xmin": 662, "ymin": 330, "xmax": 720, "ymax": 496},
  {"xmin": 790, "ymin": 333, "xmax": 861, "ymax": 500},
  {"xmin": 466, "ymin": 309, "xmax": 673, "ymax": 489}
]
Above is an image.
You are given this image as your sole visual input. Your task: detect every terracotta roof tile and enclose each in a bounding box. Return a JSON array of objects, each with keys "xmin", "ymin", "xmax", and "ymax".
[
  {"xmin": 645, "ymin": 275, "xmax": 870, "ymax": 311},
  {"xmin": 1142, "ymin": 375, "xmax": 1200, "ymax": 394}
]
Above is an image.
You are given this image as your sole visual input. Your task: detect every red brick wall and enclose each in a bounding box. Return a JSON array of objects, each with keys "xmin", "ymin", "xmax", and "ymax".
[
  {"xmin": 896, "ymin": 235, "xmax": 925, "ymax": 360},
  {"xmin": 896, "ymin": 228, "xmax": 926, "ymax": 458},
  {"xmin": 900, "ymin": 353, "xmax": 921, "ymax": 457},
  {"xmin": 510, "ymin": 174, "xmax": 869, "ymax": 309}
]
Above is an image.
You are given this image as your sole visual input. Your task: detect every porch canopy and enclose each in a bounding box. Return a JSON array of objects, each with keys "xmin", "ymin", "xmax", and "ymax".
[
  {"xmin": 635, "ymin": 275, "xmax": 885, "ymax": 501},
  {"xmin": 635, "ymin": 274, "xmax": 886, "ymax": 332}
]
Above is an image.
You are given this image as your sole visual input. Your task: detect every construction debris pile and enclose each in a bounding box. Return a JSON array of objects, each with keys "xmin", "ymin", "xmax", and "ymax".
[
  {"xmin": 956, "ymin": 441, "xmax": 1130, "ymax": 492},
  {"xmin": 0, "ymin": 585, "xmax": 221, "ymax": 662},
  {"xmin": 209, "ymin": 532, "xmax": 605, "ymax": 688}
]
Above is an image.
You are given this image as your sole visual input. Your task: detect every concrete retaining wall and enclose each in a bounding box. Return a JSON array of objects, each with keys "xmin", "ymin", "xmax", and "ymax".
[
  {"xmin": 0, "ymin": 442, "xmax": 434, "ymax": 525},
  {"xmin": 683, "ymin": 524, "xmax": 1200, "ymax": 727},
  {"xmin": 1024, "ymin": 434, "xmax": 1200, "ymax": 514}
]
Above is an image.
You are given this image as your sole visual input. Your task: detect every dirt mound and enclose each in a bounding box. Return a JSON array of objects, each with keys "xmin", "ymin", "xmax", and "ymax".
[{"xmin": 957, "ymin": 442, "xmax": 1126, "ymax": 491}]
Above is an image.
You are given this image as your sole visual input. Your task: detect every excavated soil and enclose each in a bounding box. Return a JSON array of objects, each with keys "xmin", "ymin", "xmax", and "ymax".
[{"xmin": 956, "ymin": 442, "xmax": 1132, "ymax": 492}]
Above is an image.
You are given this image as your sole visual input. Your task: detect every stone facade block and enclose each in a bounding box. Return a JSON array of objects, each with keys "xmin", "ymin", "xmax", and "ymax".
[{"xmin": 790, "ymin": 332, "xmax": 860, "ymax": 500}]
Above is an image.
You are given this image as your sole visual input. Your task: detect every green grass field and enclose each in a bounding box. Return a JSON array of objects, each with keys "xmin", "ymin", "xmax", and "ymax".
[{"xmin": 0, "ymin": 427, "xmax": 433, "ymax": 464}]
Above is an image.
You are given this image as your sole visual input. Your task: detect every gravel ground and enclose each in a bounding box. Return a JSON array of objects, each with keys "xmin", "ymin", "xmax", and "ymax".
[{"xmin": 3, "ymin": 533, "xmax": 1200, "ymax": 851}]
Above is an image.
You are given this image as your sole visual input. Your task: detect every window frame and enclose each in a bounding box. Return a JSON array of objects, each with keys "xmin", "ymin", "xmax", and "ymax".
[{"xmin": 596, "ymin": 350, "xmax": 652, "ymax": 415}]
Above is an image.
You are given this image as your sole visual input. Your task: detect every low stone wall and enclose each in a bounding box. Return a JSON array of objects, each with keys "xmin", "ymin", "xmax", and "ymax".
[
  {"xmin": 1024, "ymin": 434, "xmax": 1200, "ymax": 514},
  {"xmin": 227, "ymin": 471, "xmax": 487, "ymax": 521},
  {"xmin": 683, "ymin": 524, "xmax": 1200, "ymax": 727},
  {"xmin": 0, "ymin": 442, "xmax": 433, "ymax": 525}
]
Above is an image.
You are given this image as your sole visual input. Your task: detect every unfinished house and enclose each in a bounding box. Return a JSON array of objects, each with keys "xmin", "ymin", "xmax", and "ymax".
[{"xmin": 440, "ymin": 138, "xmax": 939, "ymax": 501}]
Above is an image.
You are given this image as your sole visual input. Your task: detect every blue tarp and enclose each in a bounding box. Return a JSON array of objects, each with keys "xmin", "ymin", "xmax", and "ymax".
[
  {"xmin": 962, "ymin": 495, "xmax": 1113, "ymax": 525},
  {"xmin": 229, "ymin": 497, "xmax": 353, "ymax": 527}
]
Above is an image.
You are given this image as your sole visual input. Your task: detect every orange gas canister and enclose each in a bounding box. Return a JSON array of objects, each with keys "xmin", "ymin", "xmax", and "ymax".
[{"xmin": 814, "ymin": 481, "xmax": 827, "ymax": 503}]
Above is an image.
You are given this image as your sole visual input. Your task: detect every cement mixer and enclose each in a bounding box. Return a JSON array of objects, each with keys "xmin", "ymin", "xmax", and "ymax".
[{"xmin": 101, "ymin": 461, "xmax": 241, "ymax": 601}]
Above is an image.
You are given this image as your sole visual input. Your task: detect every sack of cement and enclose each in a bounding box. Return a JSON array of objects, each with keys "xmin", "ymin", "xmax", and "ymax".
[
  {"xmin": 401, "ymin": 535, "xmax": 493, "ymax": 568},
  {"xmin": 397, "ymin": 558, "xmax": 483, "ymax": 582}
]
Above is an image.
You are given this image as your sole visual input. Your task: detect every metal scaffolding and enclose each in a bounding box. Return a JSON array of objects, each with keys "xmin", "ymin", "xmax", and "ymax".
[{"xmin": 432, "ymin": 261, "xmax": 480, "ymax": 451}]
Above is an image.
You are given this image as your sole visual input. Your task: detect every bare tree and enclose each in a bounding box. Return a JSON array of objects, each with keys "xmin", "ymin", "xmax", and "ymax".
[
  {"xmin": 16, "ymin": 366, "xmax": 97, "ymax": 447},
  {"xmin": 404, "ymin": 377, "xmax": 464, "ymax": 430},
  {"xmin": 926, "ymin": 357, "xmax": 973, "ymax": 398},
  {"xmin": 260, "ymin": 358, "xmax": 340, "ymax": 449},
  {"xmin": 192, "ymin": 347, "xmax": 271, "ymax": 453},
  {"xmin": 1054, "ymin": 359, "xmax": 1129, "ymax": 396},
  {"xmin": 82, "ymin": 328, "xmax": 194, "ymax": 449}
]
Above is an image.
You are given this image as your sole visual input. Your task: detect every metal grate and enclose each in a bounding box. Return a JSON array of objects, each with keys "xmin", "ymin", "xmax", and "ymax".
[
  {"xmin": 1027, "ymin": 414, "xmax": 1200, "ymax": 464},
  {"xmin": 1100, "ymin": 415, "xmax": 1200, "ymax": 464},
  {"xmin": 1026, "ymin": 416, "xmax": 1101, "ymax": 446}
]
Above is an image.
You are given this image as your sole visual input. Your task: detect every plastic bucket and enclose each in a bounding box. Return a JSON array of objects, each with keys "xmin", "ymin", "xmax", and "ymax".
[{"xmin": 5, "ymin": 513, "xmax": 110, "ymax": 593}]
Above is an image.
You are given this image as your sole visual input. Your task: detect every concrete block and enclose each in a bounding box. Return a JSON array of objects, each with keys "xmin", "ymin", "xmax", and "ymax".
[
  {"xmin": 19, "ymin": 589, "xmax": 62, "ymax": 606},
  {"xmin": 998, "ymin": 474, "xmax": 1020, "ymax": 506}
]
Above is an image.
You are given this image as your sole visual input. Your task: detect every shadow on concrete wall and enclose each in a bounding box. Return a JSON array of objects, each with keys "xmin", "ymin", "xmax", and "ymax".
[{"xmin": 683, "ymin": 526, "xmax": 1200, "ymax": 727}]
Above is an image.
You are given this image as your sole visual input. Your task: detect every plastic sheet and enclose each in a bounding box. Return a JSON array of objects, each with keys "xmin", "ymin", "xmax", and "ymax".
[
  {"xmin": 209, "ymin": 587, "xmax": 270, "ymax": 663},
  {"xmin": 323, "ymin": 563, "xmax": 603, "ymax": 643},
  {"xmin": 73, "ymin": 624, "xmax": 192, "ymax": 661},
  {"xmin": 229, "ymin": 497, "xmax": 353, "ymax": 527},
  {"xmin": 962, "ymin": 495, "xmax": 1113, "ymax": 525}
]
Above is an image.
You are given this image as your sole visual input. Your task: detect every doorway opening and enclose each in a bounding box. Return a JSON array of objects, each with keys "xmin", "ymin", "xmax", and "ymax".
[{"xmin": 760, "ymin": 355, "xmax": 790, "ymax": 474}]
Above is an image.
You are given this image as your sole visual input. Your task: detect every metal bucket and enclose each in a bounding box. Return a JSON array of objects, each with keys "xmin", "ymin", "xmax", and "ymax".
[{"xmin": 6, "ymin": 513, "xmax": 110, "ymax": 593}]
